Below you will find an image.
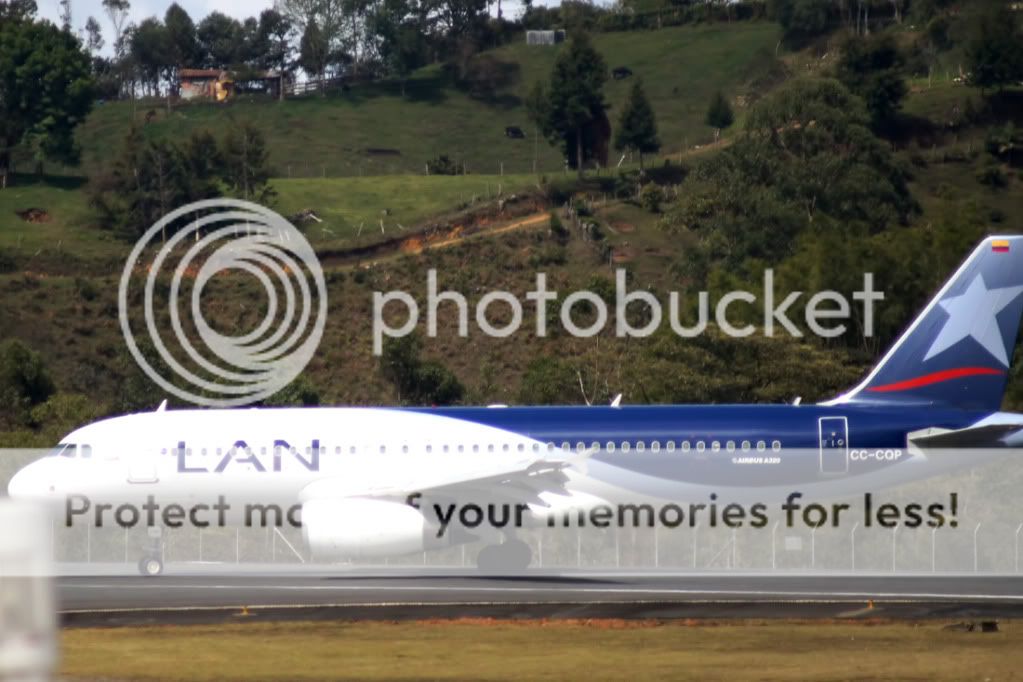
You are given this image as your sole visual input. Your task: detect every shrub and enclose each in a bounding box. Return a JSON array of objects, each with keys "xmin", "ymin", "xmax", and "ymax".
[{"xmin": 640, "ymin": 183, "xmax": 665, "ymax": 213}]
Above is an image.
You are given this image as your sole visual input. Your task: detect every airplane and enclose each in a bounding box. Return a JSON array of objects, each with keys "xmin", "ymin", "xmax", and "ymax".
[{"xmin": 7, "ymin": 235, "xmax": 1023, "ymax": 576}]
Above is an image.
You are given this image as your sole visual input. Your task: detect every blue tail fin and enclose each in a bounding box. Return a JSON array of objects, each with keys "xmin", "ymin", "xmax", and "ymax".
[{"xmin": 831, "ymin": 235, "xmax": 1023, "ymax": 411}]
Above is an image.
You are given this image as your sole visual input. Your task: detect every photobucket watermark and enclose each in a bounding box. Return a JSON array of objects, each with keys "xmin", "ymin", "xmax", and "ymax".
[
  {"xmin": 372, "ymin": 269, "xmax": 884, "ymax": 354},
  {"xmin": 118, "ymin": 199, "xmax": 327, "ymax": 407}
]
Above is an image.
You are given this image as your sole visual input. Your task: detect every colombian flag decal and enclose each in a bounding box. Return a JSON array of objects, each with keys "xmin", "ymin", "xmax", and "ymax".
[{"xmin": 993, "ymin": 239, "xmax": 1010, "ymax": 253}]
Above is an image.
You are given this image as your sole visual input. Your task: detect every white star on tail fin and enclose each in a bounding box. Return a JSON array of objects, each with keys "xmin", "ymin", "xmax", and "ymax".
[{"xmin": 923, "ymin": 274, "xmax": 1023, "ymax": 367}]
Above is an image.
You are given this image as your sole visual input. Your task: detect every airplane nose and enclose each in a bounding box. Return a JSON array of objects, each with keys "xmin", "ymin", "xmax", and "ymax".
[
  {"xmin": 7, "ymin": 467, "xmax": 28, "ymax": 498},
  {"xmin": 7, "ymin": 463, "xmax": 48, "ymax": 500}
]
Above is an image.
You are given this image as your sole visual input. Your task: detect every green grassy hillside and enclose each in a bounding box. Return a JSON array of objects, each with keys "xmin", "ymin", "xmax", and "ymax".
[
  {"xmin": 72, "ymin": 22, "xmax": 780, "ymax": 179},
  {"xmin": 0, "ymin": 173, "xmax": 542, "ymax": 268}
]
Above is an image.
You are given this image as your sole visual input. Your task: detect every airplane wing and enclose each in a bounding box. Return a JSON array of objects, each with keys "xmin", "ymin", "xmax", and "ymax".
[{"xmin": 297, "ymin": 449, "xmax": 596, "ymax": 508}]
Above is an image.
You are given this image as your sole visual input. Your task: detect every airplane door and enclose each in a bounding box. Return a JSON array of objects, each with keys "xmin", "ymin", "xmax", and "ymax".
[{"xmin": 818, "ymin": 417, "xmax": 849, "ymax": 474}]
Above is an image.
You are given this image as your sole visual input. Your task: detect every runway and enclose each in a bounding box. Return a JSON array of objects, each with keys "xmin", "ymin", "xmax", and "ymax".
[{"xmin": 57, "ymin": 567, "xmax": 1023, "ymax": 626}]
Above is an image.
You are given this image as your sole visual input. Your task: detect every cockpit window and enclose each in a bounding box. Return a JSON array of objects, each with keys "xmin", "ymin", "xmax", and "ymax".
[{"xmin": 50, "ymin": 443, "xmax": 76, "ymax": 458}]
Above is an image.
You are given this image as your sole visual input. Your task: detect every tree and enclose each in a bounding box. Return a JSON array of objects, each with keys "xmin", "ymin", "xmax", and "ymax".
[
  {"xmin": 768, "ymin": 0, "xmax": 834, "ymax": 48},
  {"xmin": 965, "ymin": 0, "xmax": 1023, "ymax": 94},
  {"xmin": 197, "ymin": 11, "xmax": 244, "ymax": 69},
  {"xmin": 298, "ymin": 18, "xmax": 330, "ymax": 80},
  {"xmin": 370, "ymin": 0, "xmax": 427, "ymax": 94},
  {"xmin": 525, "ymin": 79, "xmax": 547, "ymax": 173},
  {"xmin": 614, "ymin": 78, "xmax": 660, "ymax": 170},
  {"xmin": 221, "ymin": 120, "xmax": 275, "ymax": 203},
  {"xmin": 517, "ymin": 356, "xmax": 578, "ymax": 405},
  {"xmin": 835, "ymin": 33, "xmax": 907, "ymax": 130},
  {"xmin": 58, "ymin": 0, "xmax": 71, "ymax": 31},
  {"xmin": 0, "ymin": 0, "xmax": 38, "ymax": 22},
  {"xmin": 281, "ymin": 0, "xmax": 348, "ymax": 76},
  {"xmin": 84, "ymin": 16, "xmax": 104, "ymax": 54},
  {"xmin": 164, "ymin": 4, "xmax": 199, "ymax": 84},
  {"xmin": 704, "ymin": 90, "xmax": 734, "ymax": 140},
  {"xmin": 255, "ymin": 8, "xmax": 293, "ymax": 100},
  {"xmin": 90, "ymin": 127, "xmax": 188, "ymax": 239},
  {"xmin": 542, "ymin": 32, "xmax": 608, "ymax": 179},
  {"xmin": 102, "ymin": 0, "xmax": 130, "ymax": 59},
  {"xmin": 129, "ymin": 17, "xmax": 170, "ymax": 97},
  {"xmin": 129, "ymin": 17, "xmax": 171, "ymax": 96},
  {"xmin": 664, "ymin": 78, "xmax": 914, "ymax": 264},
  {"xmin": 0, "ymin": 339, "xmax": 55, "ymax": 428},
  {"xmin": 0, "ymin": 15, "xmax": 94, "ymax": 175},
  {"xmin": 181, "ymin": 129, "xmax": 223, "ymax": 202},
  {"xmin": 380, "ymin": 334, "xmax": 464, "ymax": 405}
]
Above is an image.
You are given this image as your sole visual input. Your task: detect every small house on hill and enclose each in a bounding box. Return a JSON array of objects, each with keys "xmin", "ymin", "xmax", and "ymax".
[
  {"xmin": 179, "ymin": 69, "xmax": 233, "ymax": 101},
  {"xmin": 179, "ymin": 69, "xmax": 284, "ymax": 101},
  {"xmin": 526, "ymin": 30, "xmax": 566, "ymax": 46}
]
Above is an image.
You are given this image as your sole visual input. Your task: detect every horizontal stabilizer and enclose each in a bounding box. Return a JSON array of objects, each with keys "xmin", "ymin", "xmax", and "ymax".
[{"xmin": 909, "ymin": 423, "xmax": 1023, "ymax": 449}]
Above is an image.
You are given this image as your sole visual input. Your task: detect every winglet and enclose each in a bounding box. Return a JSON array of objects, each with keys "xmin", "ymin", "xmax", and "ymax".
[
  {"xmin": 156, "ymin": 399, "xmax": 168, "ymax": 413},
  {"xmin": 610, "ymin": 394, "xmax": 623, "ymax": 408}
]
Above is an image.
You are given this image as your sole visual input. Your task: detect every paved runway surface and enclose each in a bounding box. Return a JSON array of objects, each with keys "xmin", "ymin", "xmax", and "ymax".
[{"xmin": 57, "ymin": 567, "xmax": 1023, "ymax": 626}]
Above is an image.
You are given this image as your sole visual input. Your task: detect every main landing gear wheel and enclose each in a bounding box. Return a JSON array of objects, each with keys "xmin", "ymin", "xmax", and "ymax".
[
  {"xmin": 138, "ymin": 555, "xmax": 164, "ymax": 577},
  {"xmin": 476, "ymin": 538, "xmax": 532, "ymax": 572}
]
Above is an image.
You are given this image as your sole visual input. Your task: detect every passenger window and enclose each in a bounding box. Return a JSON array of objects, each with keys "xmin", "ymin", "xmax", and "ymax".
[
  {"xmin": 711, "ymin": 441, "xmax": 720, "ymax": 452},
  {"xmin": 606, "ymin": 442, "xmax": 615, "ymax": 452},
  {"xmin": 651, "ymin": 441, "xmax": 660, "ymax": 452},
  {"xmin": 757, "ymin": 441, "xmax": 766, "ymax": 452},
  {"xmin": 726, "ymin": 441, "xmax": 735, "ymax": 452},
  {"xmin": 472, "ymin": 444, "xmax": 479, "ymax": 453},
  {"xmin": 576, "ymin": 442, "xmax": 585, "ymax": 452},
  {"xmin": 636, "ymin": 441, "xmax": 645, "ymax": 452},
  {"xmin": 590, "ymin": 441, "xmax": 599, "ymax": 451},
  {"xmin": 696, "ymin": 441, "xmax": 705, "ymax": 453},
  {"xmin": 621, "ymin": 442, "xmax": 631, "ymax": 453},
  {"xmin": 81, "ymin": 445, "xmax": 92, "ymax": 458},
  {"xmin": 682, "ymin": 441, "xmax": 690, "ymax": 452},
  {"xmin": 666, "ymin": 441, "xmax": 675, "ymax": 453},
  {"xmin": 742, "ymin": 440, "xmax": 751, "ymax": 451},
  {"xmin": 772, "ymin": 440, "xmax": 782, "ymax": 452}
]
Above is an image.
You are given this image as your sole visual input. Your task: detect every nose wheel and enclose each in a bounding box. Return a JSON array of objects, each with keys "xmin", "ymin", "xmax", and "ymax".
[
  {"xmin": 138, "ymin": 555, "xmax": 164, "ymax": 577},
  {"xmin": 137, "ymin": 526, "xmax": 164, "ymax": 576}
]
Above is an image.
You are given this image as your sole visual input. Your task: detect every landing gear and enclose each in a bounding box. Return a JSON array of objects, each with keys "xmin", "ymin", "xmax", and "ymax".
[
  {"xmin": 476, "ymin": 538, "xmax": 532, "ymax": 572},
  {"xmin": 137, "ymin": 526, "xmax": 164, "ymax": 577},
  {"xmin": 138, "ymin": 555, "xmax": 164, "ymax": 577}
]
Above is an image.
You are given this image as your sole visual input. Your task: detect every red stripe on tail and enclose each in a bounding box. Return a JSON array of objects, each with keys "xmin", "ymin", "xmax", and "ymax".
[{"xmin": 867, "ymin": 367, "xmax": 1005, "ymax": 393}]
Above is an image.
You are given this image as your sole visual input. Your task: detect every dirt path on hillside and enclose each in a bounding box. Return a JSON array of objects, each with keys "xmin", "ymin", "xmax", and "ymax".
[
  {"xmin": 401, "ymin": 212, "xmax": 549, "ymax": 254},
  {"xmin": 319, "ymin": 208, "xmax": 550, "ymax": 269}
]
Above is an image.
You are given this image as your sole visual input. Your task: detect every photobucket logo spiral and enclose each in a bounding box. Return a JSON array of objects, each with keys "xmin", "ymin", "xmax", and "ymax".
[{"xmin": 118, "ymin": 199, "xmax": 327, "ymax": 407}]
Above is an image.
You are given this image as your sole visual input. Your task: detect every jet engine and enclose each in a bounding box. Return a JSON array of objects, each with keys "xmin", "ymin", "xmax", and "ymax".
[{"xmin": 302, "ymin": 498, "xmax": 435, "ymax": 560}]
